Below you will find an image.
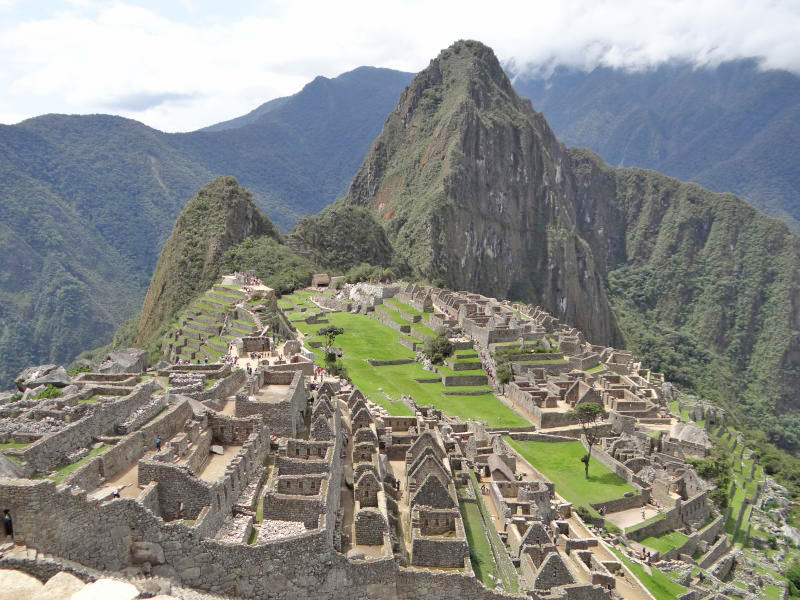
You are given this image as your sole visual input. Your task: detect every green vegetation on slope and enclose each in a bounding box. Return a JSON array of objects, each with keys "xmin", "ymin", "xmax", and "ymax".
[
  {"xmin": 610, "ymin": 548, "xmax": 688, "ymax": 600},
  {"xmin": 514, "ymin": 59, "xmax": 800, "ymax": 232},
  {"xmin": 0, "ymin": 67, "xmax": 412, "ymax": 388},
  {"xmin": 221, "ymin": 236, "xmax": 318, "ymax": 294},
  {"xmin": 132, "ymin": 176, "xmax": 276, "ymax": 352},
  {"xmin": 289, "ymin": 204, "xmax": 394, "ymax": 272}
]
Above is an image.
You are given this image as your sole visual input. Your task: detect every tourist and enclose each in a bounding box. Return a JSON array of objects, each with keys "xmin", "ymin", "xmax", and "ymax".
[
  {"xmin": 3, "ymin": 510, "xmax": 12, "ymax": 538},
  {"xmin": 155, "ymin": 436, "xmax": 162, "ymax": 451},
  {"xmin": 553, "ymin": 533, "xmax": 558, "ymax": 545}
]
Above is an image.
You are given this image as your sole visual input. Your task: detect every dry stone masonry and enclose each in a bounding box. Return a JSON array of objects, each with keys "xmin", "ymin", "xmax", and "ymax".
[{"xmin": 0, "ymin": 277, "xmax": 782, "ymax": 599}]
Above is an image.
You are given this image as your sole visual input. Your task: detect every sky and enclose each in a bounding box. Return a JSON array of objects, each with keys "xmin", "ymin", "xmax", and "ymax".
[{"xmin": 1, "ymin": 0, "xmax": 799, "ymax": 132}]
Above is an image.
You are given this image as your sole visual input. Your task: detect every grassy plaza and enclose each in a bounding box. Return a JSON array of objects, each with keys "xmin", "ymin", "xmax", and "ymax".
[
  {"xmin": 282, "ymin": 292, "xmax": 529, "ymax": 426},
  {"xmin": 503, "ymin": 437, "xmax": 635, "ymax": 508}
]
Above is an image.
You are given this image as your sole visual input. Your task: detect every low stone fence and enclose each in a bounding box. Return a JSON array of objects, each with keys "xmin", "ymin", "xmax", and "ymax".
[
  {"xmin": 267, "ymin": 360, "xmax": 314, "ymax": 377},
  {"xmin": 442, "ymin": 374, "xmax": 488, "ymax": 387},
  {"xmin": 117, "ymin": 392, "xmax": 170, "ymax": 434},
  {"xmin": 580, "ymin": 438, "xmax": 648, "ymax": 489},
  {"xmin": 698, "ymin": 533, "xmax": 731, "ymax": 568},
  {"xmin": 17, "ymin": 380, "xmax": 160, "ymax": 474},
  {"xmin": 508, "ymin": 432, "xmax": 577, "ymax": 442},
  {"xmin": 590, "ymin": 493, "xmax": 646, "ymax": 515},
  {"xmin": 367, "ymin": 359, "xmax": 415, "ymax": 367},
  {"xmin": 157, "ymin": 363, "xmax": 231, "ymax": 378},
  {"xmin": 187, "ymin": 369, "xmax": 246, "ymax": 402}
]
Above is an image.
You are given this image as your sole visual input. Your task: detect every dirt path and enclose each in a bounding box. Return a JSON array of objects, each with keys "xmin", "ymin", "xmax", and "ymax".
[{"xmin": 198, "ymin": 446, "xmax": 240, "ymax": 482}]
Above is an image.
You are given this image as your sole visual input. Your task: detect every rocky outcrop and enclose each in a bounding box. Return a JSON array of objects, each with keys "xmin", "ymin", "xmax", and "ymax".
[
  {"xmin": 133, "ymin": 176, "xmax": 277, "ymax": 348},
  {"xmin": 344, "ymin": 40, "xmax": 620, "ymax": 345}
]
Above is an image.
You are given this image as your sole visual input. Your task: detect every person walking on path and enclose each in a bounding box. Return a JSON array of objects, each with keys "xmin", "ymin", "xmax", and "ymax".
[
  {"xmin": 155, "ymin": 436, "xmax": 162, "ymax": 452},
  {"xmin": 3, "ymin": 510, "xmax": 12, "ymax": 538}
]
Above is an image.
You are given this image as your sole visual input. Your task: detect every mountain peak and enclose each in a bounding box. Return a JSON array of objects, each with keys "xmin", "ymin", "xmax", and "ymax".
[
  {"xmin": 343, "ymin": 41, "xmax": 619, "ymax": 345},
  {"xmin": 132, "ymin": 176, "xmax": 276, "ymax": 347}
]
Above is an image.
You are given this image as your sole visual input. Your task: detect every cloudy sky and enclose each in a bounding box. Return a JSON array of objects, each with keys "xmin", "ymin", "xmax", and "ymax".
[{"xmin": 1, "ymin": 0, "xmax": 799, "ymax": 132}]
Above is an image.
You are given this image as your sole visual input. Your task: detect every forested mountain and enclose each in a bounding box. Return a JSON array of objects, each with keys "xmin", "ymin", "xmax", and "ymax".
[
  {"xmin": 513, "ymin": 59, "xmax": 800, "ymax": 231},
  {"xmin": 4, "ymin": 49, "xmax": 800, "ymax": 408},
  {"xmin": 0, "ymin": 67, "xmax": 412, "ymax": 386},
  {"xmin": 334, "ymin": 40, "xmax": 800, "ymax": 449}
]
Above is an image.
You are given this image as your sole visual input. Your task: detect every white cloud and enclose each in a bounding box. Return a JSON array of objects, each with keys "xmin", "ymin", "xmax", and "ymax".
[{"xmin": 0, "ymin": 0, "xmax": 799, "ymax": 131}]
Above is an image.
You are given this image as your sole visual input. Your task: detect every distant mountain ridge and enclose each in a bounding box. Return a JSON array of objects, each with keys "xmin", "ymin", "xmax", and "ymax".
[
  {"xmin": 4, "ymin": 52, "xmax": 800, "ymax": 402},
  {"xmin": 0, "ymin": 66, "xmax": 413, "ymax": 386},
  {"xmin": 513, "ymin": 59, "xmax": 800, "ymax": 231}
]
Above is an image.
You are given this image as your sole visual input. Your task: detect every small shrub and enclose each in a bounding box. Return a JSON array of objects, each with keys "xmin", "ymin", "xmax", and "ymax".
[
  {"xmin": 575, "ymin": 505, "xmax": 593, "ymax": 522},
  {"xmin": 67, "ymin": 365, "xmax": 91, "ymax": 376},
  {"xmin": 328, "ymin": 363, "xmax": 348, "ymax": 380},
  {"xmin": 604, "ymin": 521, "xmax": 622, "ymax": 535},
  {"xmin": 787, "ymin": 558, "xmax": 800, "ymax": 589},
  {"xmin": 31, "ymin": 385, "xmax": 62, "ymax": 400},
  {"xmin": 423, "ymin": 328, "xmax": 454, "ymax": 365}
]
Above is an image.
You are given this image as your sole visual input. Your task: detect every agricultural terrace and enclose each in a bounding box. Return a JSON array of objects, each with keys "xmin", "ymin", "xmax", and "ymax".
[
  {"xmin": 503, "ymin": 437, "xmax": 635, "ymax": 509},
  {"xmin": 280, "ymin": 292, "xmax": 529, "ymax": 427}
]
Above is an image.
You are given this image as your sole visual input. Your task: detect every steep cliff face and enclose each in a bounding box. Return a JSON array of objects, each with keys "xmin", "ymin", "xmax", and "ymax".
[
  {"xmin": 341, "ymin": 40, "xmax": 800, "ymax": 439},
  {"xmin": 570, "ymin": 148, "xmax": 800, "ymax": 424},
  {"xmin": 133, "ymin": 176, "xmax": 276, "ymax": 347},
  {"xmin": 345, "ymin": 40, "xmax": 620, "ymax": 345}
]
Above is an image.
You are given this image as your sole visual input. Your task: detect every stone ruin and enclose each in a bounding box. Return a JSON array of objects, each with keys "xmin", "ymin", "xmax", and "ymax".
[{"xmin": 0, "ymin": 283, "xmax": 740, "ymax": 600}]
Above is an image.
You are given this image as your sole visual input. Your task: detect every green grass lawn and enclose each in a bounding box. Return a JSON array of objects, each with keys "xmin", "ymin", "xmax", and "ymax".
[
  {"xmin": 384, "ymin": 297, "xmax": 424, "ymax": 316},
  {"xmin": 585, "ymin": 364, "xmax": 605, "ymax": 373},
  {"xmin": 436, "ymin": 364, "xmax": 487, "ymax": 377},
  {"xmin": 610, "ymin": 548, "xmax": 688, "ymax": 600},
  {"xmin": 466, "ymin": 471, "xmax": 519, "ymax": 592},
  {"xmin": 459, "ymin": 497, "xmax": 500, "ymax": 587},
  {"xmin": 291, "ymin": 310, "xmax": 528, "ymax": 426},
  {"xmin": 411, "ymin": 322, "xmax": 437, "ymax": 339},
  {"xmin": 0, "ymin": 441, "xmax": 29, "ymax": 450},
  {"xmin": 640, "ymin": 530, "xmax": 689, "ymax": 554},
  {"xmin": 504, "ymin": 438, "xmax": 635, "ymax": 507},
  {"xmin": 515, "ymin": 358, "xmax": 568, "ymax": 365},
  {"xmin": 51, "ymin": 444, "xmax": 108, "ymax": 483}
]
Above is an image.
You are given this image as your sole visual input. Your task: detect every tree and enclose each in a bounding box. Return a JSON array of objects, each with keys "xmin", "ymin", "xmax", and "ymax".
[
  {"xmin": 422, "ymin": 328, "xmax": 454, "ymax": 364},
  {"xmin": 496, "ymin": 362, "xmax": 513, "ymax": 393},
  {"xmin": 567, "ymin": 402, "xmax": 606, "ymax": 479},
  {"xmin": 317, "ymin": 325, "xmax": 344, "ymax": 367},
  {"xmin": 318, "ymin": 325, "xmax": 344, "ymax": 350}
]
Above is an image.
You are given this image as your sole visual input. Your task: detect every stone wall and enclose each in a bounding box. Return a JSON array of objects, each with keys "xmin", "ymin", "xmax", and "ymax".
[
  {"xmin": 1, "ymin": 471, "xmax": 604, "ymax": 599},
  {"xmin": 208, "ymin": 412, "xmax": 262, "ymax": 445},
  {"xmin": 355, "ymin": 507, "xmax": 388, "ymax": 545},
  {"xmin": 187, "ymin": 369, "xmax": 246, "ymax": 402},
  {"xmin": 18, "ymin": 380, "xmax": 159, "ymax": 473},
  {"xmin": 267, "ymin": 360, "xmax": 315, "ymax": 377},
  {"xmin": 698, "ymin": 534, "xmax": 731, "ymax": 568},
  {"xmin": 410, "ymin": 535, "xmax": 469, "ymax": 569},
  {"xmin": 237, "ymin": 370, "xmax": 307, "ymax": 436}
]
